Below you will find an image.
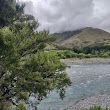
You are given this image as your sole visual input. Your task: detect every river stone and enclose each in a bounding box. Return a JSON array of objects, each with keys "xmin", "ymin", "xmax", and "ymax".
[{"xmin": 64, "ymin": 94, "xmax": 110, "ymax": 110}]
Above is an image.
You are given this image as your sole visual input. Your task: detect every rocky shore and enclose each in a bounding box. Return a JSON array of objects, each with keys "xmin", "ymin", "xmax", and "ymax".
[
  {"xmin": 61, "ymin": 58, "xmax": 110, "ymax": 65},
  {"xmin": 61, "ymin": 58, "xmax": 110, "ymax": 110},
  {"xmin": 63, "ymin": 94, "xmax": 110, "ymax": 110}
]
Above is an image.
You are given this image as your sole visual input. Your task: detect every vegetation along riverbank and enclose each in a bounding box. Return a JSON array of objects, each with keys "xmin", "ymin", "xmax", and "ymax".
[{"xmin": 0, "ymin": 0, "xmax": 110, "ymax": 110}]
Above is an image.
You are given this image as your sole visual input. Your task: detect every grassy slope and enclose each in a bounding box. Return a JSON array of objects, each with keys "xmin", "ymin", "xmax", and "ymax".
[{"xmin": 54, "ymin": 27, "xmax": 110, "ymax": 49}]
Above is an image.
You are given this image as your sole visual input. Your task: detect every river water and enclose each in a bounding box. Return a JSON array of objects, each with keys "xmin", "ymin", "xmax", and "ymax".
[{"xmin": 37, "ymin": 64, "xmax": 110, "ymax": 110}]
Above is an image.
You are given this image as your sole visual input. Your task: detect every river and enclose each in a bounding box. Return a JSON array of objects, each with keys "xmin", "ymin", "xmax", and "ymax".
[{"xmin": 36, "ymin": 63, "xmax": 110, "ymax": 110}]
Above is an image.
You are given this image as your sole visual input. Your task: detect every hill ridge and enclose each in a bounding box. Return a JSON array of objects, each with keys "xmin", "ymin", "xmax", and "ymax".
[{"xmin": 54, "ymin": 27, "xmax": 110, "ymax": 49}]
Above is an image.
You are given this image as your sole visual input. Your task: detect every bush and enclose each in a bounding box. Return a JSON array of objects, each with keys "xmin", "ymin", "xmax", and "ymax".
[
  {"xmin": 70, "ymin": 52, "xmax": 78, "ymax": 58},
  {"xmin": 64, "ymin": 50, "xmax": 73, "ymax": 58},
  {"xmin": 85, "ymin": 54, "xmax": 92, "ymax": 58},
  {"xmin": 77, "ymin": 53, "xmax": 86, "ymax": 58},
  {"xmin": 89, "ymin": 106, "xmax": 110, "ymax": 110},
  {"xmin": 101, "ymin": 53, "xmax": 109, "ymax": 58},
  {"xmin": 56, "ymin": 50, "xmax": 78, "ymax": 59},
  {"xmin": 0, "ymin": 102, "xmax": 12, "ymax": 110},
  {"xmin": 57, "ymin": 51, "xmax": 66, "ymax": 59},
  {"xmin": 15, "ymin": 101, "xmax": 27, "ymax": 110}
]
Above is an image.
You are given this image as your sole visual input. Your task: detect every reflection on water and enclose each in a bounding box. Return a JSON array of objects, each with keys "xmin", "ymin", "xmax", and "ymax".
[{"xmin": 37, "ymin": 64, "xmax": 110, "ymax": 110}]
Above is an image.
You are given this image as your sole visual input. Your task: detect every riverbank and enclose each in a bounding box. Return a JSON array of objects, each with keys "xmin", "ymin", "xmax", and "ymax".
[
  {"xmin": 64, "ymin": 94, "xmax": 110, "ymax": 110},
  {"xmin": 37, "ymin": 60, "xmax": 110, "ymax": 110},
  {"xmin": 61, "ymin": 58, "xmax": 110, "ymax": 110},
  {"xmin": 61, "ymin": 58, "xmax": 110, "ymax": 65}
]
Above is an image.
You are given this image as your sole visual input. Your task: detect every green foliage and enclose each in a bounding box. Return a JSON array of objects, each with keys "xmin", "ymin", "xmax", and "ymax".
[
  {"xmin": 48, "ymin": 50, "xmax": 94, "ymax": 59},
  {"xmin": 19, "ymin": 92, "xmax": 29, "ymax": 100},
  {"xmin": 89, "ymin": 106, "xmax": 110, "ymax": 110},
  {"xmin": 0, "ymin": 102, "xmax": 12, "ymax": 110},
  {"xmin": 15, "ymin": 101, "xmax": 27, "ymax": 110},
  {"xmin": 73, "ymin": 44, "xmax": 110, "ymax": 58},
  {"xmin": 0, "ymin": 0, "xmax": 24, "ymax": 27},
  {"xmin": 56, "ymin": 50, "xmax": 78, "ymax": 59},
  {"xmin": 85, "ymin": 54, "xmax": 92, "ymax": 58},
  {"xmin": 100, "ymin": 53, "xmax": 110, "ymax": 58},
  {"xmin": 0, "ymin": 0, "xmax": 71, "ymax": 108},
  {"xmin": 44, "ymin": 43, "xmax": 57, "ymax": 50},
  {"xmin": 77, "ymin": 53, "xmax": 85, "ymax": 58},
  {"xmin": 89, "ymin": 106, "xmax": 102, "ymax": 110},
  {"xmin": 60, "ymin": 46, "xmax": 110, "ymax": 58},
  {"xmin": 0, "ymin": 26, "xmax": 71, "ymax": 105}
]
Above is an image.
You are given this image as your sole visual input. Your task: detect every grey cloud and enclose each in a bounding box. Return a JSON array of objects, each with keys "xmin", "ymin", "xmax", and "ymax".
[{"xmin": 23, "ymin": 0, "xmax": 110, "ymax": 33}]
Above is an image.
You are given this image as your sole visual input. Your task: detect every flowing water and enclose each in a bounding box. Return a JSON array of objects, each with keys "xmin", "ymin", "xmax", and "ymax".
[{"xmin": 37, "ymin": 63, "xmax": 110, "ymax": 110}]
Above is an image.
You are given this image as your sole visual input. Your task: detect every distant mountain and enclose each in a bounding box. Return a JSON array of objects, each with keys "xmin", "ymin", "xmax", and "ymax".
[
  {"xmin": 53, "ymin": 29, "xmax": 82, "ymax": 43},
  {"xmin": 54, "ymin": 27, "xmax": 110, "ymax": 49}
]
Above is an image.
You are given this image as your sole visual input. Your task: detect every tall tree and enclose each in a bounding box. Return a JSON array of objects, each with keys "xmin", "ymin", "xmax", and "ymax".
[
  {"xmin": 0, "ymin": 0, "xmax": 71, "ymax": 109},
  {"xmin": 0, "ymin": 0, "xmax": 24, "ymax": 27}
]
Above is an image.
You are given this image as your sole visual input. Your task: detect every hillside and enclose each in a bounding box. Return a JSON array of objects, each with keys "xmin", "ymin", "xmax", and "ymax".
[
  {"xmin": 53, "ymin": 29, "xmax": 82, "ymax": 43},
  {"xmin": 54, "ymin": 27, "xmax": 110, "ymax": 49}
]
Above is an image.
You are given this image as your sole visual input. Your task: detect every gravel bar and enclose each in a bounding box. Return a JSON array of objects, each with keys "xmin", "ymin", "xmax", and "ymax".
[{"xmin": 63, "ymin": 94, "xmax": 110, "ymax": 110}]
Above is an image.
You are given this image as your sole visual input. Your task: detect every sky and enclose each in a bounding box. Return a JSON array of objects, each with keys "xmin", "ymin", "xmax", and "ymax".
[{"xmin": 20, "ymin": 0, "xmax": 110, "ymax": 33}]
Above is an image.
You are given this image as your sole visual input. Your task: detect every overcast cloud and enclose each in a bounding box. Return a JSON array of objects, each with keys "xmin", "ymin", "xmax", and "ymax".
[{"xmin": 20, "ymin": 0, "xmax": 110, "ymax": 33}]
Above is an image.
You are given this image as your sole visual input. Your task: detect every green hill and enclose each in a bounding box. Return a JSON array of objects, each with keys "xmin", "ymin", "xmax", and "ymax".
[{"xmin": 54, "ymin": 27, "xmax": 110, "ymax": 49}]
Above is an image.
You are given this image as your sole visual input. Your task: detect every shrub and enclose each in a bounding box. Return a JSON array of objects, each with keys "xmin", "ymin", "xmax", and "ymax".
[
  {"xmin": 15, "ymin": 101, "xmax": 27, "ymax": 110},
  {"xmin": 85, "ymin": 54, "xmax": 92, "ymax": 58},
  {"xmin": 64, "ymin": 50, "xmax": 73, "ymax": 58},
  {"xmin": 77, "ymin": 53, "xmax": 86, "ymax": 58},
  {"xmin": 0, "ymin": 102, "xmax": 12, "ymax": 110},
  {"xmin": 101, "ymin": 53, "xmax": 109, "ymax": 58},
  {"xmin": 89, "ymin": 106, "xmax": 110, "ymax": 110}
]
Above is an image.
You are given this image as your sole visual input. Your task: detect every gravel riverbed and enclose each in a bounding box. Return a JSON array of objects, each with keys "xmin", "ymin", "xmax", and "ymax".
[
  {"xmin": 61, "ymin": 58, "xmax": 110, "ymax": 65},
  {"xmin": 63, "ymin": 94, "xmax": 110, "ymax": 110},
  {"xmin": 61, "ymin": 58, "xmax": 110, "ymax": 110},
  {"xmin": 38, "ymin": 58, "xmax": 110, "ymax": 110}
]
